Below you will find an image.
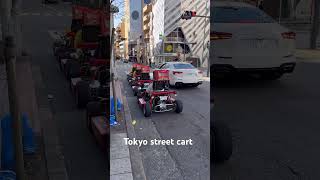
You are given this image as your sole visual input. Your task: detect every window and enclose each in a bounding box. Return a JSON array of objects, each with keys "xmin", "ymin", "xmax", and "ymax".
[
  {"xmin": 173, "ymin": 63, "xmax": 195, "ymax": 69},
  {"xmin": 212, "ymin": 6, "xmax": 275, "ymax": 23},
  {"xmin": 160, "ymin": 63, "xmax": 167, "ymax": 69}
]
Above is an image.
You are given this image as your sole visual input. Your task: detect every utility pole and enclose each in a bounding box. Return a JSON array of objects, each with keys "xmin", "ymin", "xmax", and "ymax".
[
  {"xmin": 202, "ymin": 0, "xmax": 209, "ymax": 77},
  {"xmin": 1, "ymin": 0, "xmax": 25, "ymax": 179},
  {"xmin": 310, "ymin": 0, "xmax": 319, "ymax": 49}
]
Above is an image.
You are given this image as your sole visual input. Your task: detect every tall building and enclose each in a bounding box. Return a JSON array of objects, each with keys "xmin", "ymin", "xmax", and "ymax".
[
  {"xmin": 115, "ymin": 19, "xmax": 128, "ymax": 58},
  {"xmin": 129, "ymin": 0, "xmax": 143, "ymax": 41},
  {"xmin": 152, "ymin": 0, "xmax": 210, "ymax": 68},
  {"xmin": 128, "ymin": 0, "xmax": 144, "ymax": 61},
  {"xmin": 152, "ymin": 0, "xmax": 165, "ymax": 62},
  {"xmin": 143, "ymin": 4, "xmax": 153, "ymax": 63}
]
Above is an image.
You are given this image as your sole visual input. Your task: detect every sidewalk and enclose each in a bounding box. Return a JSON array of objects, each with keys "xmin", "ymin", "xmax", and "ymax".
[
  {"xmin": 110, "ymin": 79, "xmax": 134, "ymax": 180},
  {"xmin": 110, "ymin": 67, "xmax": 146, "ymax": 180},
  {"xmin": 0, "ymin": 56, "xmax": 68, "ymax": 180}
]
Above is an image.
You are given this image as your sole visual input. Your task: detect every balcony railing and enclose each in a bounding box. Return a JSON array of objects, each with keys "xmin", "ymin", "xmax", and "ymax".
[
  {"xmin": 143, "ymin": 4, "xmax": 152, "ymax": 14},
  {"xmin": 143, "ymin": 24, "xmax": 150, "ymax": 31}
]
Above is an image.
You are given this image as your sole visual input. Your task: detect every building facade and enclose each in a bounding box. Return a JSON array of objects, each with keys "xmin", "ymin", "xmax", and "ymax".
[
  {"xmin": 152, "ymin": 0, "xmax": 210, "ymax": 68},
  {"xmin": 143, "ymin": 4, "xmax": 153, "ymax": 63}
]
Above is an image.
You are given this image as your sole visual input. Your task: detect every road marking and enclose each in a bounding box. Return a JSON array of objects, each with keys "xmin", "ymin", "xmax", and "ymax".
[
  {"xmin": 44, "ymin": 5, "xmax": 60, "ymax": 14},
  {"xmin": 20, "ymin": 13, "xmax": 29, "ymax": 16},
  {"xmin": 44, "ymin": 13, "xmax": 53, "ymax": 16},
  {"xmin": 31, "ymin": 13, "xmax": 41, "ymax": 16},
  {"xmin": 48, "ymin": 30, "xmax": 62, "ymax": 40}
]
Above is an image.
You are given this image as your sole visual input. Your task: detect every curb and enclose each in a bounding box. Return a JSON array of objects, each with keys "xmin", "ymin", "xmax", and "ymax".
[
  {"xmin": 120, "ymin": 82, "xmax": 147, "ymax": 180},
  {"xmin": 295, "ymin": 49, "xmax": 320, "ymax": 60},
  {"xmin": 32, "ymin": 64, "xmax": 69, "ymax": 180}
]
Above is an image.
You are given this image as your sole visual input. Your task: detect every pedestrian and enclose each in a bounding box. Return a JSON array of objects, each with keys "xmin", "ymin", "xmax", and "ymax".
[{"xmin": 149, "ymin": 58, "xmax": 152, "ymax": 67}]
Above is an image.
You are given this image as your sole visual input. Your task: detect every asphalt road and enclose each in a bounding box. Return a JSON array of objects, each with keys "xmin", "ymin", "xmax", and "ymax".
[
  {"xmin": 21, "ymin": 1, "xmax": 107, "ymax": 180},
  {"xmin": 116, "ymin": 61, "xmax": 210, "ymax": 180},
  {"xmin": 213, "ymin": 60, "xmax": 320, "ymax": 180}
]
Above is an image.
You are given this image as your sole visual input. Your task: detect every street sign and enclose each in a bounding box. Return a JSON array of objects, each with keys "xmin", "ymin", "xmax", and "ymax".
[
  {"xmin": 111, "ymin": 5, "xmax": 119, "ymax": 13},
  {"xmin": 132, "ymin": 11, "xmax": 140, "ymax": 20},
  {"xmin": 181, "ymin": 11, "xmax": 197, "ymax": 20}
]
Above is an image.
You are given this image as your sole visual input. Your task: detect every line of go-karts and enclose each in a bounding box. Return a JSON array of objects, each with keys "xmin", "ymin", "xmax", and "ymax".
[
  {"xmin": 51, "ymin": 2, "xmax": 110, "ymax": 152},
  {"xmin": 126, "ymin": 64, "xmax": 183, "ymax": 117}
]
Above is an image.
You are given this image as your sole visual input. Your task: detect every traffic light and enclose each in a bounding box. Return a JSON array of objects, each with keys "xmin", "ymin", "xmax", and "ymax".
[{"xmin": 181, "ymin": 11, "xmax": 197, "ymax": 20}]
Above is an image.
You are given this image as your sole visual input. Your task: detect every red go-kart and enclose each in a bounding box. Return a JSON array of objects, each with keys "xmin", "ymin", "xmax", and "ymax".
[
  {"xmin": 137, "ymin": 70, "xmax": 183, "ymax": 117},
  {"xmin": 132, "ymin": 65, "xmax": 152, "ymax": 96},
  {"xmin": 128, "ymin": 64, "xmax": 142, "ymax": 85}
]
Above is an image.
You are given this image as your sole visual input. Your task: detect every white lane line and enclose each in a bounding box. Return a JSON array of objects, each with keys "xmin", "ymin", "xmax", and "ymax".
[
  {"xmin": 48, "ymin": 30, "xmax": 62, "ymax": 40},
  {"xmin": 20, "ymin": 13, "xmax": 29, "ymax": 16},
  {"xmin": 31, "ymin": 13, "xmax": 41, "ymax": 16},
  {"xmin": 45, "ymin": 5, "xmax": 60, "ymax": 13},
  {"xmin": 44, "ymin": 13, "xmax": 53, "ymax": 16}
]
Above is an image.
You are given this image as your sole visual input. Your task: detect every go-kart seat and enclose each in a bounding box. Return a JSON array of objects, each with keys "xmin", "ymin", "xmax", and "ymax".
[
  {"xmin": 141, "ymin": 73, "xmax": 150, "ymax": 80},
  {"xmin": 153, "ymin": 81, "xmax": 170, "ymax": 91}
]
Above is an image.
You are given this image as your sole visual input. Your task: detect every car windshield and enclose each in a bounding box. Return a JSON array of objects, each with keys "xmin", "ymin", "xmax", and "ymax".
[
  {"xmin": 212, "ymin": 6, "xmax": 275, "ymax": 23},
  {"xmin": 173, "ymin": 63, "xmax": 195, "ymax": 69}
]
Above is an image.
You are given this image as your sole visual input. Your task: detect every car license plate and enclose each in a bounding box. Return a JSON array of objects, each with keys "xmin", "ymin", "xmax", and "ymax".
[
  {"xmin": 160, "ymin": 96, "xmax": 167, "ymax": 101},
  {"xmin": 245, "ymin": 39, "xmax": 277, "ymax": 48},
  {"xmin": 187, "ymin": 73, "xmax": 194, "ymax": 76}
]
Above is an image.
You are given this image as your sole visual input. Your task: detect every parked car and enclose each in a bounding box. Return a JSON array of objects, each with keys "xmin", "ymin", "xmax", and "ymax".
[
  {"xmin": 159, "ymin": 62, "xmax": 203, "ymax": 87},
  {"xmin": 211, "ymin": 1, "xmax": 296, "ymax": 80}
]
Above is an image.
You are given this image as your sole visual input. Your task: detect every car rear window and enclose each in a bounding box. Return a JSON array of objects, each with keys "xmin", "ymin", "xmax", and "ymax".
[
  {"xmin": 173, "ymin": 63, "xmax": 195, "ymax": 69},
  {"xmin": 212, "ymin": 6, "xmax": 275, "ymax": 23}
]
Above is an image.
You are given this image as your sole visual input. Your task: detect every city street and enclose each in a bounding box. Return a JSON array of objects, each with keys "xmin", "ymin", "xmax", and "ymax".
[
  {"xmin": 214, "ymin": 59, "xmax": 320, "ymax": 179},
  {"xmin": 21, "ymin": 1, "xmax": 107, "ymax": 179},
  {"xmin": 115, "ymin": 61, "xmax": 210, "ymax": 180}
]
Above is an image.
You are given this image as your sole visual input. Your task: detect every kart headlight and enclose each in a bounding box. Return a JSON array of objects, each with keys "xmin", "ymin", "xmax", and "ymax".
[{"xmin": 138, "ymin": 87, "xmax": 142, "ymax": 90}]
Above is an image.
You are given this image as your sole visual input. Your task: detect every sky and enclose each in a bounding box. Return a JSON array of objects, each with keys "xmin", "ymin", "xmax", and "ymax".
[{"xmin": 112, "ymin": 0, "xmax": 125, "ymax": 27}]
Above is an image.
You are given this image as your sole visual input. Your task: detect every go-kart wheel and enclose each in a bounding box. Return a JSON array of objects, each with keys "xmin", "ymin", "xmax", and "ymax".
[
  {"xmin": 86, "ymin": 101, "xmax": 102, "ymax": 133},
  {"xmin": 69, "ymin": 61, "xmax": 81, "ymax": 79},
  {"xmin": 75, "ymin": 81, "xmax": 90, "ymax": 108},
  {"xmin": 133, "ymin": 88, "xmax": 138, "ymax": 96},
  {"xmin": 175, "ymin": 100, "xmax": 183, "ymax": 113},
  {"xmin": 66, "ymin": 61, "xmax": 80, "ymax": 79},
  {"xmin": 143, "ymin": 103, "xmax": 152, "ymax": 117},
  {"xmin": 213, "ymin": 121, "xmax": 232, "ymax": 163}
]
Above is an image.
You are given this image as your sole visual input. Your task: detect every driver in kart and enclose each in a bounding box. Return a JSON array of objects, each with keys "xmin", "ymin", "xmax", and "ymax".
[{"xmin": 145, "ymin": 81, "xmax": 170, "ymax": 94}]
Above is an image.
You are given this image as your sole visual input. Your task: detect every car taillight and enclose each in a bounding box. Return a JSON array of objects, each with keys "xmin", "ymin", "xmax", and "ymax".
[
  {"xmin": 210, "ymin": 31, "xmax": 232, "ymax": 40},
  {"xmin": 173, "ymin": 71, "xmax": 183, "ymax": 75},
  {"xmin": 282, "ymin": 32, "xmax": 296, "ymax": 39}
]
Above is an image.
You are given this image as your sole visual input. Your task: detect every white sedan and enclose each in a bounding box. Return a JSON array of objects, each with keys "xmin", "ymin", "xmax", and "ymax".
[
  {"xmin": 159, "ymin": 62, "xmax": 203, "ymax": 87},
  {"xmin": 211, "ymin": 1, "xmax": 296, "ymax": 80}
]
